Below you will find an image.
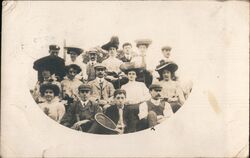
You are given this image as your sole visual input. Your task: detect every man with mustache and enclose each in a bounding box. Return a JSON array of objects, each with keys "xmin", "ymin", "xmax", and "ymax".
[
  {"xmin": 88, "ymin": 63, "xmax": 115, "ymax": 109},
  {"xmin": 85, "ymin": 48, "xmax": 100, "ymax": 82},
  {"xmin": 137, "ymin": 84, "xmax": 173, "ymax": 129}
]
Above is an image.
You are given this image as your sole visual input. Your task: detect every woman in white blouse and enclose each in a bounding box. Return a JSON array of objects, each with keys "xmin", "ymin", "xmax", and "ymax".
[
  {"xmin": 120, "ymin": 63, "xmax": 151, "ymax": 105},
  {"xmin": 38, "ymin": 83, "xmax": 65, "ymax": 122}
]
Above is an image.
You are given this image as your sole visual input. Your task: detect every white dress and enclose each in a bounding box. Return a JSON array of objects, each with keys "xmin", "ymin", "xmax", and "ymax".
[
  {"xmin": 121, "ymin": 81, "xmax": 151, "ymax": 104},
  {"xmin": 39, "ymin": 99, "xmax": 65, "ymax": 122}
]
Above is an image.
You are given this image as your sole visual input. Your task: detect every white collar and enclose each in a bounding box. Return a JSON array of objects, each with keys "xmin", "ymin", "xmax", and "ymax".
[
  {"xmin": 125, "ymin": 54, "xmax": 131, "ymax": 59},
  {"xmin": 150, "ymin": 98, "xmax": 161, "ymax": 106},
  {"xmin": 80, "ymin": 100, "xmax": 89, "ymax": 107},
  {"xmin": 89, "ymin": 61, "xmax": 96, "ymax": 65}
]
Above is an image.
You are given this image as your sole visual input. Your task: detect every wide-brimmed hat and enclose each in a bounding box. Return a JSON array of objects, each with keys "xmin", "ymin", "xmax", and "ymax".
[
  {"xmin": 155, "ymin": 60, "xmax": 178, "ymax": 73},
  {"xmin": 40, "ymin": 83, "xmax": 60, "ymax": 96},
  {"xmin": 65, "ymin": 64, "xmax": 82, "ymax": 74},
  {"xmin": 135, "ymin": 39, "xmax": 152, "ymax": 48},
  {"xmin": 33, "ymin": 55, "xmax": 66, "ymax": 81},
  {"xmin": 65, "ymin": 47, "xmax": 83, "ymax": 56},
  {"xmin": 120, "ymin": 62, "xmax": 143, "ymax": 75},
  {"xmin": 101, "ymin": 36, "xmax": 119, "ymax": 51}
]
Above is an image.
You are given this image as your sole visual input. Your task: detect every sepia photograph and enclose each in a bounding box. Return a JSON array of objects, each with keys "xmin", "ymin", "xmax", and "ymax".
[{"xmin": 1, "ymin": 1, "xmax": 249, "ymax": 157}]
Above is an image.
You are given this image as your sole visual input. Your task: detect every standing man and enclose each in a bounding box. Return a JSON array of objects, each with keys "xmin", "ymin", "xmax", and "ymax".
[
  {"xmin": 85, "ymin": 48, "xmax": 100, "ymax": 82},
  {"xmin": 60, "ymin": 84, "xmax": 102, "ymax": 132},
  {"xmin": 88, "ymin": 63, "xmax": 115, "ymax": 108},
  {"xmin": 118, "ymin": 42, "xmax": 135, "ymax": 62},
  {"xmin": 137, "ymin": 84, "xmax": 173, "ymax": 130},
  {"xmin": 33, "ymin": 45, "xmax": 65, "ymax": 82},
  {"xmin": 161, "ymin": 46, "xmax": 172, "ymax": 62}
]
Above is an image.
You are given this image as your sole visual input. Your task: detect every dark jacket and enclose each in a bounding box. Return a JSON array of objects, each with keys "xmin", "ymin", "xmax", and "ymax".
[
  {"xmin": 105, "ymin": 105, "xmax": 134, "ymax": 133},
  {"xmin": 60, "ymin": 100, "xmax": 102, "ymax": 127}
]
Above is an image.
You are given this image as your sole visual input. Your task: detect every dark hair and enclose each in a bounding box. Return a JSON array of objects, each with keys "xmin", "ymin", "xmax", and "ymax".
[
  {"xmin": 40, "ymin": 83, "xmax": 60, "ymax": 97},
  {"xmin": 158, "ymin": 69, "xmax": 177, "ymax": 81},
  {"xmin": 113, "ymin": 89, "xmax": 126, "ymax": 98},
  {"xmin": 124, "ymin": 69, "xmax": 139, "ymax": 76},
  {"xmin": 122, "ymin": 42, "xmax": 132, "ymax": 48},
  {"xmin": 65, "ymin": 64, "xmax": 82, "ymax": 74}
]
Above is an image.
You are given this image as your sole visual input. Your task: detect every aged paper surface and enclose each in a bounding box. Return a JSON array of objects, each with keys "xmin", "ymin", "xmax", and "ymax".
[{"xmin": 1, "ymin": 1, "xmax": 249, "ymax": 157}]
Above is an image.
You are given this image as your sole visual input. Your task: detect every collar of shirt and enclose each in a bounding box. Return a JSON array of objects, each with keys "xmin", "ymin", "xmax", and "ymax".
[
  {"xmin": 89, "ymin": 61, "xmax": 96, "ymax": 65},
  {"xmin": 80, "ymin": 100, "xmax": 89, "ymax": 107},
  {"xmin": 97, "ymin": 77, "xmax": 104, "ymax": 83},
  {"xmin": 117, "ymin": 104, "xmax": 124, "ymax": 110},
  {"xmin": 150, "ymin": 98, "xmax": 161, "ymax": 106},
  {"xmin": 125, "ymin": 54, "xmax": 131, "ymax": 59}
]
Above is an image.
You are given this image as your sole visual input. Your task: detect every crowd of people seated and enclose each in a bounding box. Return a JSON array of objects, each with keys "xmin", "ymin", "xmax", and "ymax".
[{"xmin": 31, "ymin": 36, "xmax": 192, "ymax": 134}]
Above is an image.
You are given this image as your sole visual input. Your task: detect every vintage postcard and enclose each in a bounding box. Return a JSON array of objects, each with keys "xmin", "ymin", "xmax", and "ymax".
[{"xmin": 1, "ymin": 1, "xmax": 249, "ymax": 157}]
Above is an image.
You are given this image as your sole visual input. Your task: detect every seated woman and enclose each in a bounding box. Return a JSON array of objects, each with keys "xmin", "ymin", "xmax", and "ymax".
[
  {"xmin": 60, "ymin": 84, "xmax": 102, "ymax": 132},
  {"xmin": 61, "ymin": 64, "xmax": 83, "ymax": 105},
  {"xmin": 120, "ymin": 62, "xmax": 150, "ymax": 105},
  {"xmin": 38, "ymin": 83, "xmax": 65, "ymax": 123},
  {"xmin": 155, "ymin": 60, "xmax": 185, "ymax": 113}
]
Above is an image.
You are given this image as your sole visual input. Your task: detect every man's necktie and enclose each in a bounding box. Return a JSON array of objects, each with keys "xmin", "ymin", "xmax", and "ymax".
[{"xmin": 99, "ymin": 82, "xmax": 104, "ymax": 99}]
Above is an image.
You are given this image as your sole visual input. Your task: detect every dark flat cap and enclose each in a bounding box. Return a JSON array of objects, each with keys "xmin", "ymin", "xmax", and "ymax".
[
  {"xmin": 65, "ymin": 47, "xmax": 83, "ymax": 56},
  {"xmin": 40, "ymin": 83, "xmax": 60, "ymax": 96},
  {"xmin": 78, "ymin": 84, "xmax": 92, "ymax": 91},
  {"xmin": 49, "ymin": 45, "xmax": 60, "ymax": 50},
  {"xmin": 149, "ymin": 84, "xmax": 162, "ymax": 91}
]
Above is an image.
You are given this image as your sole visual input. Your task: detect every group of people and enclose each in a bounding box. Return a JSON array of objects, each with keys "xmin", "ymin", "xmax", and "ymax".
[{"xmin": 31, "ymin": 36, "xmax": 192, "ymax": 134}]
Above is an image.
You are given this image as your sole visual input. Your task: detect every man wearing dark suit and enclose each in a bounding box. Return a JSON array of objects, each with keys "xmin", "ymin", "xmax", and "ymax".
[
  {"xmin": 88, "ymin": 89, "xmax": 135, "ymax": 134},
  {"xmin": 60, "ymin": 84, "xmax": 102, "ymax": 132},
  {"xmin": 33, "ymin": 45, "xmax": 65, "ymax": 82}
]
